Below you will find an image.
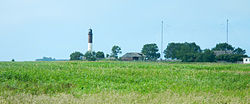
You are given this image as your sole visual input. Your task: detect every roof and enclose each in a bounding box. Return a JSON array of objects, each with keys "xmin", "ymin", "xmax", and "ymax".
[
  {"xmin": 213, "ymin": 50, "xmax": 233, "ymax": 56},
  {"xmin": 121, "ymin": 52, "xmax": 144, "ymax": 58}
]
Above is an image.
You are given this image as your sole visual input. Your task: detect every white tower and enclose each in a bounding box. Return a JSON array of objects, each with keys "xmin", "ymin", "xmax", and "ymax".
[{"xmin": 88, "ymin": 29, "xmax": 93, "ymax": 51}]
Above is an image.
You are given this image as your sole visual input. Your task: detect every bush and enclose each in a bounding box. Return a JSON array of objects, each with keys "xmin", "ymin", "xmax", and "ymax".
[
  {"xmin": 85, "ymin": 51, "xmax": 96, "ymax": 61},
  {"xmin": 70, "ymin": 52, "xmax": 84, "ymax": 60},
  {"xmin": 195, "ymin": 49, "xmax": 216, "ymax": 62},
  {"xmin": 216, "ymin": 54, "xmax": 247, "ymax": 62},
  {"xmin": 96, "ymin": 51, "xmax": 105, "ymax": 59}
]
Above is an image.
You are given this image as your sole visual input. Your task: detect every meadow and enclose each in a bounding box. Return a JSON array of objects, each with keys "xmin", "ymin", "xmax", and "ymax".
[{"xmin": 0, "ymin": 61, "xmax": 249, "ymax": 104}]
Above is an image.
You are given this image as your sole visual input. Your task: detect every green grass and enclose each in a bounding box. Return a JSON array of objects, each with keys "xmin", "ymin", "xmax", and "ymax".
[{"xmin": 0, "ymin": 61, "xmax": 249, "ymax": 103}]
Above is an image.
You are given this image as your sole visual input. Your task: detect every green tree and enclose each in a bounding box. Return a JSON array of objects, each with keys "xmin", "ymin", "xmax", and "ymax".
[
  {"xmin": 96, "ymin": 51, "xmax": 105, "ymax": 59},
  {"xmin": 163, "ymin": 43, "xmax": 180, "ymax": 59},
  {"xmin": 216, "ymin": 54, "xmax": 247, "ymax": 62},
  {"xmin": 141, "ymin": 43, "xmax": 160, "ymax": 61},
  {"xmin": 233, "ymin": 47, "xmax": 246, "ymax": 55},
  {"xmin": 11, "ymin": 59, "xmax": 15, "ymax": 62},
  {"xmin": 164, "ymin": 42, "xmax": 201, "ymax": 62},
  {"xmin": 195, "ymin": 49, "xmax": 216, "ymax": 62},
  {"xmin": 212, "ymin": 43, "xmax": 247, "ymax": 62},
  {"xmin": 70, "ymin": 52, "xmax": 84, "ymax": 60},
  {"xmin": 106, "ymin": 54, "xmax": 110, "ymax": 58},
  {"xmin": 111, "ymin": 45, "xmax": 122, "ymax": 59},
  {"xmin": 84, "ymin": 51, "xmax": 96, "ymax": 61},
  {"xmin": 180, "ymin": 53, "xmax": 197, "ymax": 62},
  {"xmin": 212, "ymin": 43, "xmax": 234, "ymax": 51}
]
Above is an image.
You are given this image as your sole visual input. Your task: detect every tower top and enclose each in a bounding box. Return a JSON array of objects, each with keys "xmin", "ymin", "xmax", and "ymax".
[{"xmin": 88, "ymin": 28, "xmax": 93, "ymax": 35}]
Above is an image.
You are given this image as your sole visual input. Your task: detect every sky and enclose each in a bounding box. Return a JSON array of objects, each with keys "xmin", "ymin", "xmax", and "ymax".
[{"xmin": 0, "ymin": 0, "xmax": 249, "ymax": 61}]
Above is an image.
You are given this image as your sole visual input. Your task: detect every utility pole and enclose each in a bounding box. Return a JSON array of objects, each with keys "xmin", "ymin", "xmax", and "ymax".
[
  {"xmin": 161, "ymin": 21, "xmax": 163, "ymax": 60},
  {"xmin": 226, "ymin": 19, "xmax": 229, "ymax": 44}
]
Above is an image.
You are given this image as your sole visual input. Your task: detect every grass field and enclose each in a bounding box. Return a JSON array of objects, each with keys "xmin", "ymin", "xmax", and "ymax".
[{"xmin": 0, "ymin": 61, "xmax": 249, "ymax": 104}]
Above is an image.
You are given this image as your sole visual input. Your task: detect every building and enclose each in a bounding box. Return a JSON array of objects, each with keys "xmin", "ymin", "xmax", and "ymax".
[
  {"xmin": 213, "ymin": 50, "xmax": 233, "ymax": 56},
  {"xmin": 121, "ymin": 52, "xmax": 145, "ymax": 61},
  {"xmin": 243, "ymin": 57, "xmax": 250, "ymax": 64},
  {"xmin": 36, "ymin": 57, "xmax": 69, "ymax": 61},
  {"xmin": 88, "ymin": 28, "xmax": 93, "ymax": 51}
]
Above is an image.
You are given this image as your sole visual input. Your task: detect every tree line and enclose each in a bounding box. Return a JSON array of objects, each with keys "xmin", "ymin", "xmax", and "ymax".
[
  {"xmin": 70, "ymin": 45, "xmax": 122, "ymax": 61},
  {"xmin": 70, "ymin": 42, "xmax": 248, "ymax": 62},
  {"xmin": 164, "ymin": 42, "xmax": 247, "ymax": 62}
]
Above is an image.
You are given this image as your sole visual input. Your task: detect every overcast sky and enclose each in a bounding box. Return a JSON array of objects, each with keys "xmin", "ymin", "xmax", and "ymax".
[{"xmin": 0, "ymin": 0, "xmax": 249, "ymax": 61}]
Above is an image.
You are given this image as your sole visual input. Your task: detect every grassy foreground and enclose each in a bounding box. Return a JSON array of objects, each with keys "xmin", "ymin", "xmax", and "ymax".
[{"xmin": 0, "ymin": 61, "xmax": 249, "ymax": 104}]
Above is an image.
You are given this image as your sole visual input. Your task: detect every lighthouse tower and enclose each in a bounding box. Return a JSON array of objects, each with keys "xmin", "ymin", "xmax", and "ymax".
[{"xmin": 88, "ymin": 29, "xmax": 93, "ymax": 51}]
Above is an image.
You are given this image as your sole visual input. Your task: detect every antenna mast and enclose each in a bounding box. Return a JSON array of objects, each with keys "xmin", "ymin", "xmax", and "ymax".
[
  {"xmin": 161, "ymin": 21, "xmax": 163, "ymax": 60},
  {"xmin": 226, "ymin": 19, "xmax": 229, "ymax": 43}
]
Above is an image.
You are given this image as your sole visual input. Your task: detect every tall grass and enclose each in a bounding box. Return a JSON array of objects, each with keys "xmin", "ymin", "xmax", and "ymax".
[{"xmin": 0, "ymin": 61, "xmax": 249, "ymax": 103}]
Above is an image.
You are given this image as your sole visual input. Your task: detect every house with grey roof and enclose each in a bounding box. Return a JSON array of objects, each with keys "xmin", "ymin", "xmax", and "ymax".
[
  {"xmin": 121, "ymin": 52, "xmax": 145, "ymax": 61},
  {"xmin": 213, "ymin": 50, "xmax": 233, "ymax": 56}
]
